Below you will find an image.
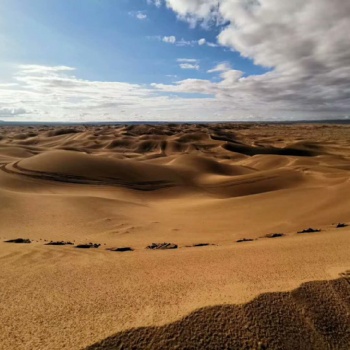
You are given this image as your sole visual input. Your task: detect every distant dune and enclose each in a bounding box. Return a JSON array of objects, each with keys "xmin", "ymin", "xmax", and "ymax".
[{"xmin": 1, "ymin": 123, "xmax": 350, "ymax": 349}]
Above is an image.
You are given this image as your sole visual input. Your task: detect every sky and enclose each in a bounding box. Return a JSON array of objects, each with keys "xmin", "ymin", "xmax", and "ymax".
[{"xmin": 0, "ymin": 0, "xmax": 349, "ymax": 122}]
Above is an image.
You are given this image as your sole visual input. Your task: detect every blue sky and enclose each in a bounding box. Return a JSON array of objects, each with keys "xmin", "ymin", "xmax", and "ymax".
[
  {"xmin": 0, "ymin": 0, "xmax": 266, "ymax": 83},
  {"xmin": 0, "ymin": 0, "xmax": 348, "ymax": 121}
]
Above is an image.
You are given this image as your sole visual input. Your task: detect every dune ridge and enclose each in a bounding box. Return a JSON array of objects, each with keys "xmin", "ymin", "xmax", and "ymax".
[{"xmin": 87, "ymin": 275, "xmax": 350, "ymax": 350}]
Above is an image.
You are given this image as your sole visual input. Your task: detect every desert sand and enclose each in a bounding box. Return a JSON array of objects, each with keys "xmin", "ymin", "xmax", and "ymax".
[{"xmin": 1, "ymin": 123, "xmax": 350, "ymax": 349}]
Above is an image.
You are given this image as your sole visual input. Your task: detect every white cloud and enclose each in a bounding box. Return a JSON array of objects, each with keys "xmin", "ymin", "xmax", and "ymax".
[
  {"xmin": 179, "ymin": 63, "xmax": 200, "ymax": 70},
  {"xmin": 206, "ymin": 42, "xmax": 219, "ymax": 48},
  {"xmin": 147, "ymin": 0, "xmax": 162, "ymax": 7},
  {"xmin": 177, "ymin": 58, "xmax": 200, "ymax": 70},
  {"xmin": 0, "ymin": 64, "xmax": 249, "ymax": 122},
  {"xmin": 2, "ymin": 44, "xmax": 350, "ymax": 122},
  {"xmin": 136, "ymin": 12, "xmax": 147, "ymax": 20},
  {"xmin": 162, "ymin": 35, "xmax": 176, "ymax": 44},
  {"xmin": 158, "ymin": 35, "xmax": 213, "ymax": 47},
  {"xmin": 129, "ymin": 11, "xmax": 147, "ymax": 20},
  {"xmin": 207, "ymin": 62, "xmax": 231, "ymax": 73},
  {"xmin": 18, "ymin": 65, "xmax": 75, "ymax": 74},
  {"xmin": 176, "ymin": 38, "xmax": 196, "ymax": 46},
  {"xmin": 177, "ymin": 58, "xmax": 198, "ymax": 63},
  {"xmin": 161, "ymin": 36, "xmax": 197, "ymax": 46},
  {"xmin": 149, "ymin": 0, "xmax": 350, "ymax": 119}
]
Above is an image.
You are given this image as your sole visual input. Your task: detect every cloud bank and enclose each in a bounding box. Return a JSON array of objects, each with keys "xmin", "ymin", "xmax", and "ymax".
[
  {"xmin": 1, "ymin": 64, "xmax": 248, "ymax": 121},
  {"xmin": 1, "ymin": 0, "xmax": 349, "ymax": 121},
  {"xmin": 150, "ymin": 0, "xmax": 350, "ymax": 118}
]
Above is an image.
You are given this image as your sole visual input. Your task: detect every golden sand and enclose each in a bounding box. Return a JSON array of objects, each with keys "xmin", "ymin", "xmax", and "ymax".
[{"xmin": 1, "ymin": 123, "xmax": 350, "ymax": 349}]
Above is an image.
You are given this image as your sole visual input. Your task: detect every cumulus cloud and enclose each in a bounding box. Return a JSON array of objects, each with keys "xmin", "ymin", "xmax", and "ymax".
[
  {"xmin": 198, "ymin": 38, "xmax": 206, "ymax": 45},
  {"xmin": 149, "ymin": 0, "xmax": 350, "ymax": 118}
]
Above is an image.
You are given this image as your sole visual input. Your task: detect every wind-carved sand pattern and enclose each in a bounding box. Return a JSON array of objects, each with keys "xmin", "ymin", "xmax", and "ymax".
[{"xmin": 2, "ymin": 123, "xmax": 350, "ymax": 349}]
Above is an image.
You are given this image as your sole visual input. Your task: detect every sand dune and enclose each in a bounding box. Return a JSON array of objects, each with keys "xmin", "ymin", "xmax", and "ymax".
[
  {"xmin": 87, "ymin": 276, "xmax": 350, "ymax": 350},
  {"xmin": 1, "ymin": 123, "xmax": 350, "ymax": 349}
]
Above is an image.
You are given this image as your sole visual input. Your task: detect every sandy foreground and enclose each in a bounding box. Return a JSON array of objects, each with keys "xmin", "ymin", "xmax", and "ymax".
[{"xmin": 1, "ymin": 123, "xmax": 350, "ymax": 349}]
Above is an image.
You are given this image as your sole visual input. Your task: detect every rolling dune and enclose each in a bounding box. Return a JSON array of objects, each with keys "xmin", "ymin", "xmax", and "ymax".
[{"xmin": 1, "ymin": 123, "xmax": 350, "ymax": 349}]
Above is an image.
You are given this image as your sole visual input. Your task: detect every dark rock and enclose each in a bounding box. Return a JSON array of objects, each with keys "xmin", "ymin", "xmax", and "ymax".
[
  {"xmin": 265, "ymin": 233, "xmax": 284, "ymax": 238},
  {"xmin": 236, "ymin": 238, "xmax": 254, "ymax": 243},
  {"xmin": 107, "ymin": 247, "xmax": 134, "ymax": 252},
  {"xmin": 192, "ymin": 243, "xmax": 211, "ymax": 247},
  {"xmin": 5, "ymin": 238, "xmax": 31, "ymax": 244},
  {"xmin": 146, "ymin": 242, "xmax": 178, "ymax": 250},
  {"xmin": 297, "ymin": 228, "xmax": 321, "ymax": 234},
  {"xmin": 336, "ymin": 223, "xmax": 348, "ymax": 228},
  {"xmin": 45, "ymin": 241, "xmax": 74, "ymax": 246},
  {"xmin": 75, "ymin": 243, "xmax": 100, "ymax": 249}
]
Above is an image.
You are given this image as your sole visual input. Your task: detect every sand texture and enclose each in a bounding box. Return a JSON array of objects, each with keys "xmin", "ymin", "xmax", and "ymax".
[{"xmin": 1, "ymin": 123, "xmax": 350, "ymax": 349}]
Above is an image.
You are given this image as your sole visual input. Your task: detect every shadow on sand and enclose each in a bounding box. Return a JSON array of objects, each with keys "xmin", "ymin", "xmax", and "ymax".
[{"xmin": 86, "ymin": 276, "xmax": 350, "ymax": 350}]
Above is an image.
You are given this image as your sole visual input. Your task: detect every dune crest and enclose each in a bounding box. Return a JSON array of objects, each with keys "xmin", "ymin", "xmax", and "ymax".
[{"xmin": 87, "ymin": 276, "xmax": 350, "ymax": 350}]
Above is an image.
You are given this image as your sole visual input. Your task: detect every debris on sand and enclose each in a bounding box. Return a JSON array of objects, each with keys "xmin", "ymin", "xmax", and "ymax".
[
  {"xmin": 75, "ymin": 243, "xmax": 101, "ymax": 249},
  {"xmin": 265, "ymin": 233, "xmax": 284, "ymax": 238},
  {"xmin": 4, "ymin": 238, "xmax": 31, "ymax": 244},
  {"xmin": 236, "ymin": 238, "xmax": 254, "ymax": 243},
  {"xmin": 45, "ymin": 241, "xmax": 74, "ymax": 246},
  {"xmin": 107, "ymin": 247, "xmax": 134, "ymax": 252},
  {"xmin": 336, "ymin": 223, "xmax": 348, "ymax": 228},
  {"xmin": 146, "ymin": 243, "xmax": 178, "ymax": 250},
  {"xmin": 297, "ymin": 228, "xmax": 321, "ymax": 234}
]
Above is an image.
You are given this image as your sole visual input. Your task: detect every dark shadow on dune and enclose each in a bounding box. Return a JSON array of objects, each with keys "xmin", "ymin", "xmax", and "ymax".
[
  {"xmin": 1, "ymin": 162, "xmax": 175, "ymax": 191},
  {"xmin": 223, "ymin": 142, "xmax": 319, "ymax": 157},
  {"xmin": 86, "ymin": 276, "xmax": 350, "ymax": 350},
  {"xmin": 46, "ymin": 128, "xmax": 81, "ymax": 137}
]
